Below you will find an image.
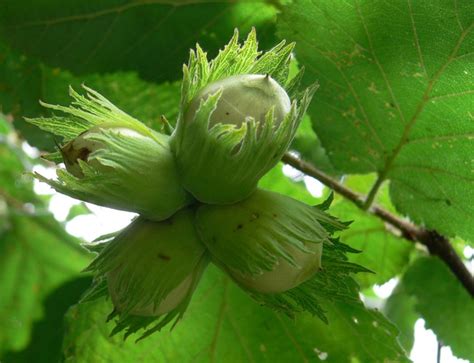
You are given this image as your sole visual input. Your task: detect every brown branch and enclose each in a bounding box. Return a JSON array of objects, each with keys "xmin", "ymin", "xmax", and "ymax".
[{"xmin": 282, "ymin": 152, "xmax": 474, "ymax": 297}]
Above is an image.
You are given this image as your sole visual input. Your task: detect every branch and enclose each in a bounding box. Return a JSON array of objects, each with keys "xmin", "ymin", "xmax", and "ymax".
[{"xmin": 282, "ymin": 152, "xmax": 474, "ymax": 297}]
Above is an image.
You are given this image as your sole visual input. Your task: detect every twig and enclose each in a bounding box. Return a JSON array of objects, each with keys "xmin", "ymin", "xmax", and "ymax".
[
  {"xmin": 282, "ymin": 152, "xmax": 474, "ymax": 297},
  {"xmin": 281, "ymin": 154, "xmax": 366, "ymax": 208}
]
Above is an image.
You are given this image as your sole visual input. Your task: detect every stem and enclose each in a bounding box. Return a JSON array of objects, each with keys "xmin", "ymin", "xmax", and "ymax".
[
  {"xmin": 363, "ymin": 174, "xmax": 384, "ymax": 210},
  {"xmin": 282, "ymin": 152, "xmax": 474, "ymax": 297},
  {"xmin": 281, "ymin": 153, "xmax": 365, "ymax": 208}
]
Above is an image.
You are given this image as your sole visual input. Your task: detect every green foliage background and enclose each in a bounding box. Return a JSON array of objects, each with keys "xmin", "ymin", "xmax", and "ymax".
[{"xmin": 0, "ymin": 1, "xmax": 472, "ymax": 362}]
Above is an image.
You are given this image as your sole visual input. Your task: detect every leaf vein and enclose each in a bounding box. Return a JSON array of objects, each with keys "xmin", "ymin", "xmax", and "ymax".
[
  {"xmin": 209, "ymin": 278, "xmax": 229, "ymax": 363},
  {"xmin": 274, "ymin": 313, "xmax": 309, "ymax": 363},
  {"xmin": 13, "ymin": 0, "xmax": 238, "ymax": 29},
  {"xmin": 407, "ymin": 0, "xmax": 428, "ymax": 78}
]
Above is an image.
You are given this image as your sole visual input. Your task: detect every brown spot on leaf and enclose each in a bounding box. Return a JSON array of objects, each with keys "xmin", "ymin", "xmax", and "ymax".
[
  {"xmin": 158, "ymin": 253, "xmax": 171, "ymax": 261},
  {"xmin": 233, "ymin": 224, "xmax": 244, "ymax": 232}
]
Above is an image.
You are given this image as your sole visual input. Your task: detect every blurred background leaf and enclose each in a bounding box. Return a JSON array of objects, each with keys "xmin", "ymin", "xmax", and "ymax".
[
  {"xmin": 0, "ymin": 119, "xmax": 91, "ymax": 355},
  {"xmin": 383, "ymin": 281, "xmax": 418, "ymax": 353},
  {"xmin": 0, "ymin": 1, "xmax": 277, "ymax": 83},
  {"xmin": 0, "ymin": 41, "xmax": 181, "ymax": 150},
  {"xmin": 291, "ymin": 116, "xmax": 338, "ymax": 176},
  {"xmin": 402, "ymin": 257, "xmax": 474, "ymax": 361},
  {"xmin": 3, "ymin": 277, "xmax": 92, "ymax": 363}
]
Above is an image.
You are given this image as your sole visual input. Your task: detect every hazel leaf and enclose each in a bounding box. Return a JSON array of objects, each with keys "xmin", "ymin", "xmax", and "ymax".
[{"xmin": 278, "ymin": 0, "xmax": 474, "ymax": 240}]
